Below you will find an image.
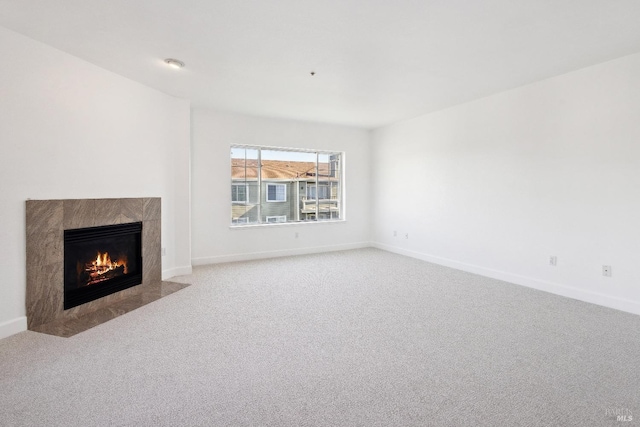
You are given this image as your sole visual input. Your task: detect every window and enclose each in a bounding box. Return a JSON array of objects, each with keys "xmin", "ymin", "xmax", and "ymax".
[
  {"xmin": 266, "ymin": 216, "xmax": 287, "ymax": 223},
  {"xmin": 231, "ymin": 146, "xmax": 343, "ymax": 225},
  {"xmin": 307, "ymin": 185, "xmax": 330, "ymax": 200},
  {"xmin": 231, "ymin": 184, "xmax": 247, "ymax": 202},
  {"xmin": 266, "ymin": 184, "xmax": 286, "ymax": 202}
]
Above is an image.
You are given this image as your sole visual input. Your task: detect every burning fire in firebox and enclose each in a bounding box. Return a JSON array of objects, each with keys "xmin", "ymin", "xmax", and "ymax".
[{"xmin": 84, "ymin": 252, "xmax": 128, "ymax": 285}]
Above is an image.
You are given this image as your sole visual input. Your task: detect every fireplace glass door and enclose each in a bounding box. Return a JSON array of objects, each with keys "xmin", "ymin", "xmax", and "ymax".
[{"xmin": 64, "ymin": 222, "xmax": 143, "ymax": 309}]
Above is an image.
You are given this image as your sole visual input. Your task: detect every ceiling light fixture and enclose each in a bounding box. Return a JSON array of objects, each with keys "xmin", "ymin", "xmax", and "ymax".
[{"xmin": 164, "ymin": 58, "xmax": 185, "ymax": 69}]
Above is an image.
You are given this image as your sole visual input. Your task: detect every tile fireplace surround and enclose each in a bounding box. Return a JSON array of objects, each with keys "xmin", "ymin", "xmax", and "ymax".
[{"xmin": 25, "ymin": 198, "xmax": 187, "ymax": 337}]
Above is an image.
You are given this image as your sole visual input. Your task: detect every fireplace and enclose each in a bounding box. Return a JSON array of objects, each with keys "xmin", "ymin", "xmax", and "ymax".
[
  {"xmin": 26, "ymin": 198, "xmax": 162, "ymax": 330},
  {"xmin": 64, "ymin": 222, "xmax": 143, "ymax": 309}
]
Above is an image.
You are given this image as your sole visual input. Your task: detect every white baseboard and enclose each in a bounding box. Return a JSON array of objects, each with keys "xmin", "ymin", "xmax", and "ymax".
[
  {"xmin": 192, "ymin": 242, "xmax": 371, "ymax": 266},
  {"xmin": 0, "ymin": 316, "xmax": 27, "ymax": 340},
  {"xmin": 372, "ymin": 242, "xmax": 640, "ymax": 316},
  {"xmin": 162, "ymin": 265, "xmax": 193, "ymax": 280}
]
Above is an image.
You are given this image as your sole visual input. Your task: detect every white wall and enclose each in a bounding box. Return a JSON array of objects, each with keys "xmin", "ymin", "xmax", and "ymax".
[
  {"xmin": 372, "ymin": 52, "xmax": 640, "ymax": 315},
  {"xmin": 0, "ymin": 26, "xmax": 192, "ymax": 339},
  {"xmin": 191, "ymin": 109, "xmax": 370, "ymax": 264}
]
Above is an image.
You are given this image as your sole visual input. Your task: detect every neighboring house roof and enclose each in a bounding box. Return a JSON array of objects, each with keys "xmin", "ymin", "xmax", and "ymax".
[{"xmin": 231, "ymin": 159, "xmax": 332, "ymax": 180}]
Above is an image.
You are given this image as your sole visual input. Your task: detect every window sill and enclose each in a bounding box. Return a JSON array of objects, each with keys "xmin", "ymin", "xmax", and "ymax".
[{"xmin": 230, "ymin": 219, "xmax": 346, "ymax": 229}]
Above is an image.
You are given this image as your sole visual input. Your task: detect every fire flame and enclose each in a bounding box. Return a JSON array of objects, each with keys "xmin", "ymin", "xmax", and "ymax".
[{"xmin": 85, "ymin": 251, "xmax": 128, "ymax": 284}]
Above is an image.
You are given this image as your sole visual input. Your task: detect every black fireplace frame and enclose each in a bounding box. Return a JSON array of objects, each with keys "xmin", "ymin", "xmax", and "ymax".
[{"xmin": 63, "ymin": 222, "xmax": 143, "ymax": 310}]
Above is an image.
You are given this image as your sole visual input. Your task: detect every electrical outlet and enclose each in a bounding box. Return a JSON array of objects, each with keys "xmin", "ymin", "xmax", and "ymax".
[
  {"xmin": 295, "ymin": 232, "xmax": 299, "ymax": 239},
  {"xmin": 602, "ymin": 265, "xmax": 612, "ymax": 277},
  {"xmin": 549, "ymin": 256, "xmax": 557, "ymax": 266},
  {"xmin": 393, "ymin": 230, "xmax": 397, "ymax": 237},
  {"xmin": 404, "ymin": 233, "xmax": 409, "ymax": 239}
]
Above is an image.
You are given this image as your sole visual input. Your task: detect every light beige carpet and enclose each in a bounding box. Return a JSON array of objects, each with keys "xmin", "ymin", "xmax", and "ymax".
[{"xmin": 1, "ymin": 248, "xmax": 638, "ymax": 426}]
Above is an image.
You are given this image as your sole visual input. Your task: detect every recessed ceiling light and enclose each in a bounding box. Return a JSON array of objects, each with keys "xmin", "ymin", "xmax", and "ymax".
[{"xmin": 164, "ymin": 58, "xmax": 185, "ymax": 69}]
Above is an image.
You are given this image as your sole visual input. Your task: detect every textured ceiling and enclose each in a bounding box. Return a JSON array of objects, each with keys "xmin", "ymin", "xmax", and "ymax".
[{"xmin": 1, "ymin": 0, "xmax": 640, "ymax": 128}]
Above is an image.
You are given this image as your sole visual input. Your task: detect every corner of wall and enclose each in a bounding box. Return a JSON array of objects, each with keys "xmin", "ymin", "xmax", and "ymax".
[
  {"xmin": 162, "ymin": 266, "xmax": 193, "ymax": 280},
  {"xmin": 0, "ymin": 317, "xmax": 28, "ymax": 341}
]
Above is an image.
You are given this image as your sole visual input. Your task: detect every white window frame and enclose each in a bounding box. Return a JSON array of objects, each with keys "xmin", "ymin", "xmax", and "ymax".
[
  {"xmin": 266, "ymin": 215, "xmax": 287, "ymax": 223},
  {"xmin": 230, "ymin": 145, "xmax": 343, "ymax": 226},
  {"xmin": 266, "ymin": 183, "xmax": 287, "ymax": 202},
  {"xmin": 232, "ymin": 217, "xmax": 249, "ymax": 225},
  {"xmin": 231, "ymin": 183, "xmax": 248, "ymax": 203}
]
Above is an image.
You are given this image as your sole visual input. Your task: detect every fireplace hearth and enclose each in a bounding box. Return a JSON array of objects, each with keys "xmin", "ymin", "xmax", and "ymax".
[{"xmin": 64, "ymin": 222, "xmax": 143, "ymax": 309}]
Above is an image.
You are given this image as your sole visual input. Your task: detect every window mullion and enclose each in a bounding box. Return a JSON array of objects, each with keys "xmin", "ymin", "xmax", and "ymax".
[
  {"xmin": 257, "ymin": 148, "xmax": 262, "ymax": 223},
  {"xmin": 315, "ymin": 153, "xmax": 319, "ymax": 221},
  {"xmin": 337, "ymin": 155, "xmax": 341, "ymax": 219}
]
